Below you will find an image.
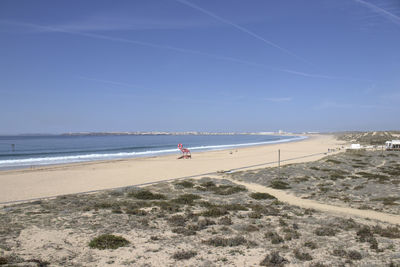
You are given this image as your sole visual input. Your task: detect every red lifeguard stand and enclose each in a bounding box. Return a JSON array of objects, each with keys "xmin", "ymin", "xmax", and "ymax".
[{"xmin": 178, "ymin": 143, "xmax": 191, "ymax": 159}]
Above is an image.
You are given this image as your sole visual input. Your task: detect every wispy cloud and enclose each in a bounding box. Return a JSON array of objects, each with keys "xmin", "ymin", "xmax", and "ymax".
[
  {"xmin": 33, "ymin": 16, "xmax": 217, "ymax": 32},
  {"xmin": 175, "ymin": 0, "xmax": 310, "ymax": 65},
  {"xmin": 380, "ymin": 92, "xmax": 400, "ymax": 100},
  {"xmin": 314, "ymin": 100, "xmax": 396, "ymax": 110},
  {"xmin": 276, "ymin": 69, "xmax": 339, "ymax": 80},
  {"xmin": 78, "ymin": 76, "xmax": 142, "ymax": 89},
  {"xmin": 314, "ymin": 101, "xmax": 353, "ymax": 110},
  {"xmin": 354, "ymin": 0, "xmax": 400, "ymax": 26},
  {"xmin": 76, "ymin": 76, "xmax": 163, "ymax": 98},
  {"xmin": 0, "ymin": 20, "xmax": 346, "ymax": 80},
  {"xmin": 265, "ymin": 97, "xmax": 292, "ymax": 102}
]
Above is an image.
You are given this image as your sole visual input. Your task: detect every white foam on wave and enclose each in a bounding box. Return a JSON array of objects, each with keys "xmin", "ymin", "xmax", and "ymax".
[
  {"xmin": 0, "ymin": 149, "xmax": 179, "ymax": 167},
  {"xmin": 0, "ymin": 136, "xmax": 306, "ymax": 168},
  {"xmin": 188, "ymin": 136, "xmax": 306, "ymax": 150}
]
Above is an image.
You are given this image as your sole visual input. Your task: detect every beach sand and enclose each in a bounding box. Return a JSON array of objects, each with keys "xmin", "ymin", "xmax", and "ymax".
[{"xmin": 0, "ymin": 134, "xmax": 344, "ymax": 204}]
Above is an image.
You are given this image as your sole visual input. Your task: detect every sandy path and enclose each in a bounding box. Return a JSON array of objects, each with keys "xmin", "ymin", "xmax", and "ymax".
[
  {"xmin": 227, "ymin": 178, "xmax": 400, "ymax": 225},
  {"xmin": 0, "ymin": 134, "xmax": 344, "ymax": 204}
]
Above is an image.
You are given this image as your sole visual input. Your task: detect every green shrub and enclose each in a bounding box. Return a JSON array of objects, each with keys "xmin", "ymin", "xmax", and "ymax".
[
  {"xmin": 128, "ymin": 190, "xmax": 166, "ymax": 200},
  {"xmin": 373, "ymin": 225, "xmax": 400, "ymax": 238},
  {"xmin": 197, "ymin": 218, "xmax": 216, "ymax": 229},
  {"xmin": 194, "ymin": 186, "xmax": 207, "ymax": 191},
  {"xmin": 172, "ymin": 227, "xmax": 196, "ymax": 236},
  {"xmin": 283, "ymin": 228, "xmax": 300, "ymax": 240},
  {"xmin": 260, "ymin": 252, "xmax": 287, "ymax": 266},
  {"xmin": 201, "ymin": 181, "xmax": 216, "ymax": 188},
  {"xmin": 172, "ymin": 250, "xmax": 197, "ymax": 260},
  {"xmin": 265, "ymin": 231, "xmax": 284, "ymax": 244},
  {"xmin": 153, "ymin": 201, "xmax": 180, "ymax": 213},
  {"xmin": 294, "ymin": 250, "xmax": 313, "ymax": 261},
  {"xmin": 314, "ymin": 227, "xmax": 337, "ymax": 236},
  {"xmin": 243, "ymin": 224, "xmax": 259, "ymax": 232},
  {"xmin": 250, "ymin": 192, "xmax": 276, "ymax": 200},
  {"xmin": 201, "ymin": 207, "xmax": 228, "ymax": 217},
  {"xmin": 204, "ymin": 236, "xmax": 247, "ymax": 247},
  {"xmin": 270, "ymin": 180, "xmax": 291, "ymax": 189},
  {"xmin": 175, "ymin": 180, "xmax": 195, "ymax": 188},
  {"xmin": 221, "ymin": 203, "xmax": 248, "ymax": 211},
  {"xmin": 212, "ymin": 185, "xmax": 247, "ymax": 195},
  {"xmin": 89, "ymin": 234, "xmax": 129, "ymax": 250},
  {"xmin": 248, "ymin": 211, "xmax": 262, "ymax": 219},
  {"xmin": 218, "ymin": 216, "xmax": 232, "ymax": 225},
  {"xmin": 0, "ymin": 257, "xmax": 8, "ymax": 265},
  {"xmin": 125, "ymin": 208, "xmax": 147, "ymax": 216},
  {"xmin": 356, "ymin": 172, "xmax": 389, "ymax": 181},
  {"xmin": 326, "ymin": 159, "xmax": 342, "ymax": 164},
  {"xmin": 333, "ymin": 248, "xmax": 347, "ymax": 257},
  {"xmin": 172, "ymin": 194, "xmax": 201, "ymax": 205},
  {"xmin": 347, "ymin": 250, "xmax": 362, "ymax": 260},
  {"xmin": 304, "ymin": 241, "xmax": 317, "ymax": 249},
  {"xmin": 371, "ymin": 197, "xmax": 399, "ymax": 205},
  {"xmin": 200, "ymin": 181, "xmax": 247, "ymax": 195},
  {"xmin": 168, "ymin": 215, "xmax": 187, "ymax": 227}
]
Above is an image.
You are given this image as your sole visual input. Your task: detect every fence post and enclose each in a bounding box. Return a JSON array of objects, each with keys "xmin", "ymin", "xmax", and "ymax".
[{"xmin": 278, "ymin": 149, "xmax": 280, "ymax": 179}]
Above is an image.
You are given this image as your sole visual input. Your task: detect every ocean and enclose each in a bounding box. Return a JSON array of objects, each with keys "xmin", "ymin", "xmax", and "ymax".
[{"xmin": 0, "ymin": 134, "xmax": 305, "ymax": 170}]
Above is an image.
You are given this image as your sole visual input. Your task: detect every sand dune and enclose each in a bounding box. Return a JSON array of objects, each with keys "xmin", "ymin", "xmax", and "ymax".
[{"xmin": 228, "ymin": 178, "xmax": 400, "ymax": 225}]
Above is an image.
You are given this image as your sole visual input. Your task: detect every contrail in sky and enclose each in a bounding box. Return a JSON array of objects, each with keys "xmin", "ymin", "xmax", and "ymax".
[
  {"xmin": 175, "ymin": 0, "xmax": 311, "ymax": 64},
  {"xmin": 1, "ymin": 20, "xmax": 342, "ymax": 79},
  {"xmin": 354, "ymin": 0, "xmax": 400, "ymax": 26},
  {"xmin": 77, "ymin": 76, "xmax": 142, "ymax": 89}
]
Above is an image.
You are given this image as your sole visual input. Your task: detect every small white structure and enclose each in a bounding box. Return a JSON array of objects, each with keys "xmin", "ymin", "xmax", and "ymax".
[
  {"xmin": 346, "ymin": 143, "xmax": 365, "ymax": 151},
  {"xmin": 385, "ymin": 140, "xmax": 400, "ymax": 151},
  {"xmin": 350, "ymin": 144, "xmax": 362, "ymax": 149}
]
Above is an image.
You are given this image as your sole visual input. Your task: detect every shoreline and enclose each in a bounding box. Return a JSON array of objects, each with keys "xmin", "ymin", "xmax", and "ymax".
[
  {"xmin": 0, "ymin": 134, "xmax": 345, "ymax": 203},
  {"xmin": 0, "ymin": 135, "xmax": 308, "ymax": 174},
  {"xmin": 0, "ymin": 135, "xmax": 305, "ymax": 171}
]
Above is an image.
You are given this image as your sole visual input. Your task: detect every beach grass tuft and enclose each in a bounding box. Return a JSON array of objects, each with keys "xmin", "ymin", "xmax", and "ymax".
[
  {"xmin": 270, "ymin": 180, "xmax": 291, "ymax": 189},
  {"xmin": 201, "ymin": 207, "xmax": 229, "ymax": 217},
  {"xmin": 204, "ymin": 236, "xmax": 247, "ymax": 247},
  {"xmin": 250, "ymin": 192, "xmax": 276, "ymax": 200},
  {"xmin": 265, "ymin": 231, "xmax": 284, "ymax": 244},
  {"xmin": 89, "ymin": 234, "xmax": 129, "ymax": 250},
  {"xmin": 294, "ymin": 249, "xmax": 313, "ymax": 261},
  {"xmin": 172, "ymin": 250, "xmax": 197, "ymax": 260},
  {"xmin": 0, "ymin": 257, "xmax": 8, "ymax": 265},
  {"xmin": 200, "ymin": 181, "xmax": 247, "ymax": 195},
  {"xmin": 347, "ymin": 250, "xmax": 362, "ymax": 260},
  {"xmin": 128, "ymin": 189, "xmax": 166, "ymax": 200},
  {"xmin": 175, "ymin": 180, "xmax": 195, "ymax": 188},
  {"xmin": 260, "ymin": 251, "xmax": 287, "ymax": 266},
  {"xmin": 314, "ymin": 227, "xmax": 337, "ymax": 236},
  {"xmin": 172, "ymin": 194, "xmax": 201, "ymax": 205}
]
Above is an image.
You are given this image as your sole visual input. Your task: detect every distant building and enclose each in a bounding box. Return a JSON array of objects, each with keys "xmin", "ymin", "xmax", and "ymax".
[
  {"xmin": 350, "ymin": 144, "xmax": 361, "ymax": 149},
  {"xmin": 346, "ymin": 144, "xmax": 365, "ymax": 151},
  {"xmin": 385, "ymin": 140, "xmax": 400, "ymax": 151}
]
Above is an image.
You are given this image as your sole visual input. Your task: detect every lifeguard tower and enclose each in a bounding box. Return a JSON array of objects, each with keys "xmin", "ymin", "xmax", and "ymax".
[{"xmin": 177, "ymin": 143, "xmax": 191, "ymax": 159}]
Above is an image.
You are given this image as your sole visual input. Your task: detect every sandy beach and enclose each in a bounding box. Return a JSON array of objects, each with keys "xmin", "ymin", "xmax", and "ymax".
[{"xmin": 0, "ymin": 134, "xmax": 343, "ymax": 204}]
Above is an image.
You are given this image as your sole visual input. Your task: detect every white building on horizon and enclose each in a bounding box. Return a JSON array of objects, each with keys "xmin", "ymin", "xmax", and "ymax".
[{"xmin": 385, "ymin": 140, "xmax": 400, "ymax": 151}]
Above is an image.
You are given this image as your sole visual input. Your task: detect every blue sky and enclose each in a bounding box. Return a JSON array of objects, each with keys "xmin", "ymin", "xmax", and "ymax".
[{"xmin": 0, "ymin": 0, "xmax": 399, "ymax": 134}]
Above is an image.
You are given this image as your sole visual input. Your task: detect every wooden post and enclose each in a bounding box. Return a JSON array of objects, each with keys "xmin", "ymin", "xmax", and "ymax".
[{"xmin": 278, "ymin": 149, "xmax": 280, "ymax": 179}]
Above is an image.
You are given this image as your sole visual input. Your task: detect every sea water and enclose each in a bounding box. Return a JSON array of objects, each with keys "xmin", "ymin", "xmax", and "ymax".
[{"xmin": 0, "ymin": 134, "xmax": 306, "ymax": 170}]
